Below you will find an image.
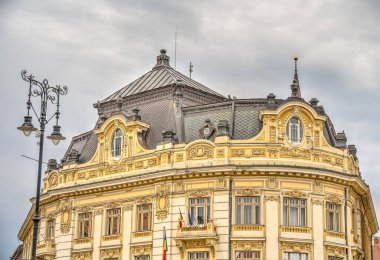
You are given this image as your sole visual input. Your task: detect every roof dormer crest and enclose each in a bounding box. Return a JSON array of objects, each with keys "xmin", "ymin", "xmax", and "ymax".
[{"xmin": 153, "ymin": 49, "xmax": 171, "ymax": 70}]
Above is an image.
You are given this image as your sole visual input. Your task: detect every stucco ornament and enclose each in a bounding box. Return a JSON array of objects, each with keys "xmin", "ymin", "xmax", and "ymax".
[
  {"xmin": 48, "ymin": 172, "xmax": 58, "ymax": 188},
  {"xmin": 59, "ymin": 201, "xmax": 72, "ymax": 234},
  {"xmin": 156, "ymin": 184, "xmax": 170, "ymax": 221}
]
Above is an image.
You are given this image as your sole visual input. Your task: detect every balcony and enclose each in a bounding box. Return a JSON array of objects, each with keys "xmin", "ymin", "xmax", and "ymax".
[
  {"xmin": 73, "ymin": 237, "xmax": 93, "ymax": 251},
  {"xmin": 324, "ymin": 230, "xmax": 346, "ymax": 243},
  {"xmin": 280, "ymin": 226, "xmax": 312, "ymax": 240},
  {"xmin": 231, "ymin": 225, "xmax": 265, "ymax": 239},
  {"xmin": 132, "ymin": 230, "xmax": 153, "ymax": 243},
  {"xmin": 175, "ymin": 220, "xmax": 218, "ymax": 258},
  {"xmin": 36, "ymin": 240, "xmax": 55, "ymax": 258},
  {"xmin": 102, "ymin": 234, "xmax": 122, "ymax": 247}
]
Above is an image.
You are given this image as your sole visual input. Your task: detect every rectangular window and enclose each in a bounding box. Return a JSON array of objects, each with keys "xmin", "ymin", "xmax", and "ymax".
[
  {"xmin": 352, "ymin": 209, "xmax": 357, "ymax": 238},
  {"xmin": 78, "ymin": 212, "xmax": 92, "ymax": 238},
  {"xmin": 137, "ymin": 204, "xmax": 152, "ymax": 231},
  {"xmin": 189, "ymin": 198, "xmax": 211, "ymax": 225},
  {"xmin": 283, "ymin": 198, "xmax": 307, "ymax": 226},
  {"xmin": 235, "ymin": 197, "xmax": 260, "ymax": 225},
  {"xmin": 189, "ymin": 252, "xmax": 210, "ymax": 260},
  {"xmin": 46, "ymin": 219, "xmax": 55, "ymax": 241},
  {"xmin": 326, "ymin": 203, "xmax": 341, "ymax": 232},
  {"xmin": 134, "ymin": 256, "xmax": 150, "ymax": 260},
  {"xmin": 328, "ymin": 257, "xmax": 343, "ymax": 260},
  {"xmin": 283, "ymin": 252, "xmax": 308, "ymax": 260},
  {"xmin": 106, "ymin": 208, "xmax": 121, "ymax": 235},
  {"xmin": 235, "ymin": 250, "xmax": 261, "ymax": 259}
]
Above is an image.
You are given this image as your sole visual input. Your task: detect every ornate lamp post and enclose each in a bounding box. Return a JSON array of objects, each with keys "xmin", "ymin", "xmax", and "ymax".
[{"xmin": 17, "ymin": 70, "xmax": 68, "ymax": 260}]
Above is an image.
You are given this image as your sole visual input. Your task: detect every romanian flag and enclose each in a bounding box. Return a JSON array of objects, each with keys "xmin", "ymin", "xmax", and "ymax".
[
  {"xmin": 163, "ymin": 227, "xmax": 167, "ymax": 260},
  {"xmin": 179, "ymin": 208, "xmax": 184, "ymax": 228}
]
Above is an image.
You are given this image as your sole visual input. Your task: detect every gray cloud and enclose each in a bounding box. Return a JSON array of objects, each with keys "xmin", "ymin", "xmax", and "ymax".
[{"xmin": 1, "ymin": 0, "xmax": 379, "ymax": 258}]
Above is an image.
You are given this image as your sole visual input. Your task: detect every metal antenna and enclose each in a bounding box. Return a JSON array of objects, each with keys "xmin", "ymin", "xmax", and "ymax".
[
  {"xmin": 189, "ymin": 62, "xmax": 193, "ymax": 78},
  {"xmin": 175, "ymin": 25, "xmax": 177, "ymax": 69}
]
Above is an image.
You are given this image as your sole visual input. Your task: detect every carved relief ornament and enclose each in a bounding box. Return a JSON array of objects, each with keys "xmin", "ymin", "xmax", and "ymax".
[
  {"xmin": 283, "ymin": 191, "xmax": 306, "ymax": 198},
  {"xmin": 264, "ymin": 195, "xmax": 280, "ymax": 202},
  {"xmin": 325, "ymin": 245, "xmax": 346, "ymax": 258},
  {"xmin": 156, "ymin": 185, "xmax": 170, "ymax": 221},
  {"xmin": 280, "ymin": 241, "xmax": 312, "ymax": 253},
  {"xmin": 123, "ymin": 203, "xmax": 134, "ymax": 211},
  {"xmin": 311, "ymin": 198, "xmax": 324, "ymax": 206},
  {"xmin": 326, "ymin": 194, "xmax": 343, "ymax": 204},
  {"xmin": 131, "ymin": 244, "xmax": 152, "ymax": 256},
  {"xmin": 72, "ymin": 250, "xmax": 93, "ymax": 260},
  {"xmin": 232, "ymin": 241, "xmax": 264, "ymax": 250},
  {"xmin": 187, "ymin": 190, "xmax": 212, "ymax": 197},
  {"xmin": 59, "ymin": 201, "xmax": 72, "ymax": 234},
  {"xmin": 188, "ymin": 145, "xmax": 214, "ymax": 160},
  {"xmin": 235, "ymin": 189, "xmax": 260, "ymax": 196},
  {"xmin": 106, "ymin": 202, "xmax": 121, "ymax": 209},
  {"xmin": 101, "ymin": 248, "xmax": 121, "ymax": 258}
]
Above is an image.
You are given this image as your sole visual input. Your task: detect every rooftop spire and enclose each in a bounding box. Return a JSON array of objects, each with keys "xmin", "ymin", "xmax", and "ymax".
[
  {"xmin": 153, "ymin": 49, "xmax": 171, "ymax": 70},
  {"xmin": 290, "ymin": 56, "xmax": 301, "ymax": 98}
]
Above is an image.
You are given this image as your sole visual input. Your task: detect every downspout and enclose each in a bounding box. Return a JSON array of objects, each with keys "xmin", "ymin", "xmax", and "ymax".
[
  {"xmin": 344, "ymin": 187, "xmax": 349, "ymax": 259},
  {"xmin": 228, "ymin": 178, "xmax": 233, "ymax": 260}
]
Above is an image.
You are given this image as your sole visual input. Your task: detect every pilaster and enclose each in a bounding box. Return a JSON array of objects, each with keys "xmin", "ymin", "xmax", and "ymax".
[{"xmin": 265, "ymin": 194, "xmax": 280, "ymax": 260}]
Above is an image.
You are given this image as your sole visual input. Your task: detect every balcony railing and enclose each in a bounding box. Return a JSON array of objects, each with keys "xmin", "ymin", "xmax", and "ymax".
[
  {"xmin": 232, "ymin": 225, "xmax": 264, "ymax": 232},
  {"xmin": 325, "ymin": 230, "xmax": 345, "ymax": 239},
  {"xmin": 74, "ymin": 237, "xmax": 93, "ymax": 244},
  {"xmin": 132, "ymin": 230, "xmax": 153, "ymax": 238},
  {"xmin": 36, "ymin": 240, "xmax": 55, "ymax": 256},
  {"xmin": 102, "ymin": 234, "xmax": 122, "ymax": 241},
  {"xmin": 280, "ymin": 226, "xmax": 312, "ymax": 234}
]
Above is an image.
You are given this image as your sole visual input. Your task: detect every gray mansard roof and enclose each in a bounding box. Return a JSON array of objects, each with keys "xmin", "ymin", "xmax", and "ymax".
[
  {"xmin": 61, "ymin": 51, "xmax": 350, "ymax": 165},
  {"xmin": 102, "ymin": 49, "xmax": 223, "ymax": 103}
]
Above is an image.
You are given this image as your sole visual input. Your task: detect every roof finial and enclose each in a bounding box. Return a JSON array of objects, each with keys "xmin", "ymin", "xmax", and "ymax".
[
  {"xmin": 290, "ymin": 56, "xmax": 301, "ymax": 98},
  {"xmin": 153, "ymin": 49, "xmax": 171, "ymax": 70}
]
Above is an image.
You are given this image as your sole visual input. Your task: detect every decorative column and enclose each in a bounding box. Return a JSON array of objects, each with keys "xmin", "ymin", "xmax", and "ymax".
[
  {"xmin": 93, "ymin": 208, "xmax": 104, "ymax": 260},
  {"xmin": 122, "ymin": 203, "xmax": 134, "ymax": 260},
  {"xmin": 312, "ymin": 198, "xmax": 324, "ymax": 260},
  {"xmin": 265, "ymin": 194, "xmax": 280, "ymax": 260}
]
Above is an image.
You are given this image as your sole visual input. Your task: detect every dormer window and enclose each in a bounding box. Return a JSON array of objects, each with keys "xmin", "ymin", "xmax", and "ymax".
[
  {"xmin": 111, "ymin": 129, "xmax": 123, "ymax": 160},
  {"xmin": 287, "ymin": 117, "xmax": 303, "ymax": 145}
]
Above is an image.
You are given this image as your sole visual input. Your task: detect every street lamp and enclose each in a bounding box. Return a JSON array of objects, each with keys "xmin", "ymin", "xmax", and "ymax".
[{"xmin": 17, "ymin": 70, "xmax": 68, "ymax": 260}]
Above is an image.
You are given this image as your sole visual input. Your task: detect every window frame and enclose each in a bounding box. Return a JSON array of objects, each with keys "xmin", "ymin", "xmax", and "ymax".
[
  {"xmin": 111, "ymin": 129, "xmax": 123, "ymax": 160},
  {"xmin": 286, "ymin": 117, "xmax": 303, "ymax": 145},
  {"xmin": 283, "ymin": 197, "xmax": 307, "ymax": 227},
  {"xmin": 137, "ymin": 203, "xmax": 152, "ymax": 231},
  {"xmin": 283, "ymin": 252, "xmax": 308, "ymax": 260},
  {"xmin": 77, "ymin": 212, "xmax": 93, "ymax": 238},
  {"xmin": 326, "ymin": 202, "xmax": 341, "ymax": 232},
  {"xmin": 235, "ymin": 196, "xmax": 261, "ymax": 225},
  {"xmin": 46, "ymin": 218, "xmax": 55, "ymax": 241},
  {"xmin": 106, "ymin": 208, "xmax": 121, "ymax": 236},
  {"xmin": 235, "ymin": 250, "xmax": 261, "ymax": 260},
  {"xmin": 134, "ymin": 256, "xmax": 150, "ymax": 260},
  {"xmin": 189, "ymin": 197, "xmax": 211, "ymax": 226},
  {"xmin": 188, "ymin": 251, "xmax": 210, "ymax": 260}
]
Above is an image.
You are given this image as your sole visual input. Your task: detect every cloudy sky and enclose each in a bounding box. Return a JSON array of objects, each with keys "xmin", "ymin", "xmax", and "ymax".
[{"xmin": 1, "ymin": 0, "xmax": 379, "ymax": 258}]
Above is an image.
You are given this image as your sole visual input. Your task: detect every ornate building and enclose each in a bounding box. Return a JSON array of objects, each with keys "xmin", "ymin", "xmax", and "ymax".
[{"xmin": 18, "ymin": 49, "xmax": 378, "ymax": 260}]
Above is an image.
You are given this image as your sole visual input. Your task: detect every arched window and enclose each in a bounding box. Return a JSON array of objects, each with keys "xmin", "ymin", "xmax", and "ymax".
[
  {"xmin": 286, "ymin": 117, "xmax": 303, "ymax": 145},
  {"xmin": 111, "ymin": 129, "xmax": 123, "ymax": 160}
]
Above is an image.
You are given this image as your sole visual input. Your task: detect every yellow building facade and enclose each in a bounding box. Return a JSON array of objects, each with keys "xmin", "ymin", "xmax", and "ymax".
[{"xmin": 18, "ymin": 50, "xmax": 378, "ymax": 260}]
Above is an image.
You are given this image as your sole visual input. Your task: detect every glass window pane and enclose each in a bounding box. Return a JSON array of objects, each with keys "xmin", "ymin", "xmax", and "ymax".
[
  {"xmin": 283, "ymin": 205, "xmax": 288, "ymax": 225},
  {"xmin": 197, "ymin": 207, "xmax": 204, "ymax": 224},
  {"xmin": 244, "ymin": 205, "xmax": 252, "ymax": 224},
  {"xmin": 290, "ymin": 207, "xmax": 298, "ymax": 226},
  {"xmin": 236, "ymin": 205, "xmax": 241, "ymax": 225},
  {"xmin": 255, "ymin": 205, "xmax": 260, "ymax": 225}
]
